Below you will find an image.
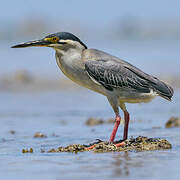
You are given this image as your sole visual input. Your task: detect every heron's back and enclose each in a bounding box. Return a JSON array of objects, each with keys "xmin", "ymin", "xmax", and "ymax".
[{"xmin": 83, "ymin": 49, "xmax": 174, "ymax": 101}]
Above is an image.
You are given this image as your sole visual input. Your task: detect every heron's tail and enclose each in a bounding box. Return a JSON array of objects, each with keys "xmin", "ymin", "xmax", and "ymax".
[{"xmin": 152, "ymin": 80, "xmax": 174, "ymax": 101}]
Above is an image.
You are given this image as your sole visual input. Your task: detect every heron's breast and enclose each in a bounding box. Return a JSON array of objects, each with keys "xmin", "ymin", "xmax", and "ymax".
[{"xmin": 55, "ymin": 54, "xmax": 105, "ymax": 95}]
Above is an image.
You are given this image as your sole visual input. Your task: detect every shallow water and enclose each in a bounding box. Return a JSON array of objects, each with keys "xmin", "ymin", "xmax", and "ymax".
[{"xmin": 0, "ymin": 89, "xmax": 180, "ymax": 180}]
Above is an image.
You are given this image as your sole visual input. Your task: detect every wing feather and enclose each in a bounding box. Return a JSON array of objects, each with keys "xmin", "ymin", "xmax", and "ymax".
[
  {"xmin": 85, "ymin": 60, "xmax": 150, "ymax": 93},
  {"xmin": 85, "ymin": 59, "xmax": 173, "ymax": 100}
]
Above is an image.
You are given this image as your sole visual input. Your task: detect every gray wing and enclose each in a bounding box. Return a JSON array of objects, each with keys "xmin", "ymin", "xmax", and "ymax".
[{"xmin": 85, "ymin": 58, "xmax": 173, "ymax": 100}]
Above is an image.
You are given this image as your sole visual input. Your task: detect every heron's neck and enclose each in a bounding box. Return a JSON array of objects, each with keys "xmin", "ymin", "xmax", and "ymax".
[
  {"xmin": 57, "ymin": 47, "xmax": 83, "ymax": 56},
  {"xmin": 55, "ymin": 48, "xmax": 85, "ymax": 72},
  {"xmin": 55, "ymin": 47, "xmax": 85, "ymax": 84},
  {"xmin": 56, "ymin": 48, "xmax": 83, "ymax": 64}
]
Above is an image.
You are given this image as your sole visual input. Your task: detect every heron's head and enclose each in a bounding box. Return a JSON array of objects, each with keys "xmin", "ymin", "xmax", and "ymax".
[{"xmin": 11, "ymin": 32, "xmax": 87, "ymax": 52}]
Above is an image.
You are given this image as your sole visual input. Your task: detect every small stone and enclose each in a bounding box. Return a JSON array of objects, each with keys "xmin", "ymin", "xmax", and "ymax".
[
  {"xmin": 165, "ymin": 117, "xmax": 180, "ymax": 128},
  {"xmin": 48, "ymin": 148, "xmax": 57, "ymax": 153},
  {"xmin": 86, "ymin": 118, "xmax": 104, "ymax": 126},
  {"xmin": 22, "ymin": 148, "xmax": 33, "ymax": 153},
  {"xmin": 22, "ymin": 149, "xmax": 26, "ymax": 153},
  {"xmin": 29, "ymin": 148, "xmax": 33, "ymax": 153},
  {"xmin": 106, "ymin": 119, "xmax": 115, "ymax": 123},
  {"xmin": 34, "ymin": 132, "xmax": 47, "ymax": 138},
  {"xmin": 85, "ymin": 117, "xmax": 124, "ymax": 126},
  {"xmin": 9, "ymin": 130, "xmax": 16, "ymax": 134}
]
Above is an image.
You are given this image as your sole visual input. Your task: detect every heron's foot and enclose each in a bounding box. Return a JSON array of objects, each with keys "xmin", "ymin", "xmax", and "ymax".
[
  {"xmin": 85, "ymin": 144, "xmax": 96, "ymax": 150},
  {"xmin": 85, "ymin": 139, "xmax": 126, "ymax": 150},
  {"xmin": 84, "ymin": 139, "xmax": 103, "ymax": 150},
  {"xmin": 114, "ymin": 141, "xmax": 126, "ymax": 147},
  {"xmin": 111, "ymin": 139, "xmax": 125, "ymax": 147}
]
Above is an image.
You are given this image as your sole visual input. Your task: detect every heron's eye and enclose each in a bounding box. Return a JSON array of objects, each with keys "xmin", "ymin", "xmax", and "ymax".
[
  {"xmin": 52, "ymin": 37, "xmax": 59, "ymax": 42},
  {"xmin": 44, "ymin": 37, "xmax": 59, "ymax": 43}
]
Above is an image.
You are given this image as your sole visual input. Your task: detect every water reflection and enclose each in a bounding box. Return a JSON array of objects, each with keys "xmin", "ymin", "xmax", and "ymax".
[{"xmin": 111, "ymin": 152, "xmax": 142, "ymax": 178}]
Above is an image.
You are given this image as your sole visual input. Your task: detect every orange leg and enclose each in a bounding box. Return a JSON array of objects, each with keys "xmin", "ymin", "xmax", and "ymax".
[
  {"xmin": 86, "ymin": 112, "xmax": 129, "ymax": 150},
  {"xmin": 114, "ymin": 111, "xmax": 129, "ymax": 147},
  {"xmin": 109, "ymin": 115, "xmax": 121, "ymax": 142},
  {"xmin": 123, "ymin": 111, "xmax": 130, "ymax": 140},
  {"xmin": 86, "ymin": 115, "xmax": 121, "ymax": 150}
]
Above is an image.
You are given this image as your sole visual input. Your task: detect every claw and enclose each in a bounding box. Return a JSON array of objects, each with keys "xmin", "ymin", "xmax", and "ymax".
[
  {"xmin": 84, "ymin": 139, "xmax": 103, "ymax": 150},
  {"xmin": 114, "ymin": 141, "xmax": 125, "ymax": 147},
  {"xmin": 85, "ymin": 139, "xmax": 125, "ymax": 150},
  {"xmin": 85, "ymin": 144, "xmax": 96, "ymax": 150}
]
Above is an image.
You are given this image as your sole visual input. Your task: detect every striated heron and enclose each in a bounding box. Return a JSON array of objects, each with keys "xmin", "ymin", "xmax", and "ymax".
[{"xmin": 12, "ymin": 32, "xmax": 174, "ymax": 147}]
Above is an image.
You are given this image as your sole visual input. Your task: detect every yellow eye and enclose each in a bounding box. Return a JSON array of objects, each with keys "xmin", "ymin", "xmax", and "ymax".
[
  {"xmin": 44, "ymin": 37, "xmax": 59, "ymax": 43},
  {"xmin": 52, "ymin": 37, "xmax": 59, "ymax": 41}
]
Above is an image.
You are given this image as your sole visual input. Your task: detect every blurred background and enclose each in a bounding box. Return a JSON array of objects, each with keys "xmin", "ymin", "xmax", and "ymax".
[{"xmin": 0, "ymin": 1, "xmax": 180, "ymax": 180}]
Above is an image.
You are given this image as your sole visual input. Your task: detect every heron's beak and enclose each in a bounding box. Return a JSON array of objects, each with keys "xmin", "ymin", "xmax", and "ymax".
[{"xmin": 11, "ymin": 39, "xmax": 51, "ymax": 48}]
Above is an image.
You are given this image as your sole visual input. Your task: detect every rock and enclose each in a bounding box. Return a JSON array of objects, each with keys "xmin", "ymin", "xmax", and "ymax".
[
  {"xmin": 106, "ymin": 118, "xmax": 115, "ymax": 123},
  {"xmin": 85, "ymin": 117, "xmax": 116, "ymax": 126},
  {"xmin": 46, "ymin": 136, "xmax": 172, "ymax": 153},
  {"xmin": 33, "ymin": 132, "xmax": 47, "ymax": 138},
  {"xmin": 48, "ymin": 144, "xmax": 86, "ymax": 153},
  {"xmin": 22, "ymin": 148, "xmax": 33, "ymax": 153},
  {"xmin": 9, "ymin": 130, "xmax": 16, "ymax": 134},
  {"xmin": 14, "ymin": 70, "xmax": 33, "ymax": 84},
  {"xmin": 165, "ymin": 117, "xmax": 180, "ymax": 128},
  {"xmin": 86, "ymin": 118, "xmax": 104, "ymax": 126}
]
